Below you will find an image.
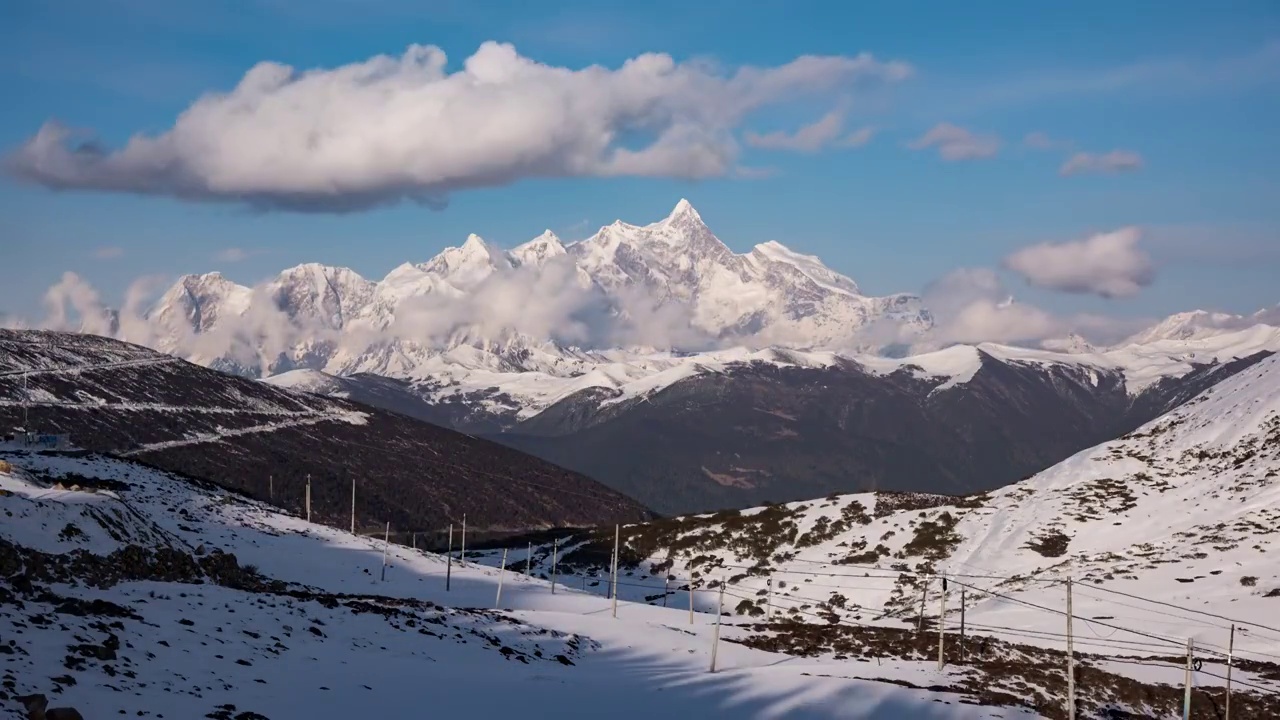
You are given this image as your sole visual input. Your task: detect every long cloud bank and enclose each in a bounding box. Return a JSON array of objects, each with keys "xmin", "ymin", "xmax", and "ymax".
[{"xmin": 4, "ymin": 42, "xmax": 910, "ymax": 212}]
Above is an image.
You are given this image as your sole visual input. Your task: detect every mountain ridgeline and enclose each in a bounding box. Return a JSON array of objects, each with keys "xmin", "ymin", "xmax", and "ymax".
[{"xmin": 0, "ymin": 330, "xmax": 653, "ymax": 533}]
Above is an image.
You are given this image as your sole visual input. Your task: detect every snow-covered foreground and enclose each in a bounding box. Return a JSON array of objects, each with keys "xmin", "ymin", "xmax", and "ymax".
[{"xmin": 1, "ymin": 452, "xmax": 1034, "ymax": 720}]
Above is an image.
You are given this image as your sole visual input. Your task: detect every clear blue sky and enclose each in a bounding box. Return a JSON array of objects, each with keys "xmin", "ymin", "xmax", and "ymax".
[{"xmin": 2, "ymin": 0, "xmax": 1277, "ymax": 322}]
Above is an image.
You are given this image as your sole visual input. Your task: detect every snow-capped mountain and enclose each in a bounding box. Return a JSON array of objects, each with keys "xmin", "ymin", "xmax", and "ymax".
[{"xmin": 137, "ymin": 199, "xmax": 933, "ymax": 377}]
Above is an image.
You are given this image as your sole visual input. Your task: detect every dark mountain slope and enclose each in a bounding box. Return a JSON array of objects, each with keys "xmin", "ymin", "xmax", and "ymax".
[
  {"xmin": 488, "ymin": 350, "xmax": 1275, "ymax": 514},
  {"xmin": 0, "ymin": 330, "xmax": 653, "ymax": 533}
]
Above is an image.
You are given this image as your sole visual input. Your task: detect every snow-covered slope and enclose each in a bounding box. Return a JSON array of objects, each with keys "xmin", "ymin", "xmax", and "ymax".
[
  {"xmin": 482, "ymin": 354, "xmax": 1280, "ymax": 714},
  {"xmin": 1, "ymin": 451, "xmax": 1049, "ymax": 720},
  {"xmin": 6, "ymin": 443, "xmax": 1277, "ymax": 719}
]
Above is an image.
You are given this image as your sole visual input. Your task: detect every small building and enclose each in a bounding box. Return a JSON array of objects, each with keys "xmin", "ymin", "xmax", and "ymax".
[{"xmin": 0, "ymin": 428, "xmax": 73, "ymax": 451}]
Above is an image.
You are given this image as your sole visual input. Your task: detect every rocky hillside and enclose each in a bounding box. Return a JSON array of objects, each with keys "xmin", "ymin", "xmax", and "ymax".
[{"xmin": 0, "ymin": 329, "xmax": 651, "ymax": 534}]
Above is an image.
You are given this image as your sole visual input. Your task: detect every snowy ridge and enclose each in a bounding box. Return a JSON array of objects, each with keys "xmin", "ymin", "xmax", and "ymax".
[{"xmin": 264, "ymin": 324, "xmax": 1280, "ymax": 418}]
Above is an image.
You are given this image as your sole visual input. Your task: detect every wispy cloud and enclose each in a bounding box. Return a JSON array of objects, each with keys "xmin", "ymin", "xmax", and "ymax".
[
  {"xmin": 744, "ymin": 106, "xmax": 876, "ymax": 153},
  {"xmin": 216, "ymin": 247, "xmax": 266, "ymax": 263},
  {"xmin": 1059, "ymin": 150, "xmax": 1144, "ymax": 176},
  {"xmin": 907, "ymin": 123, "xmax": 1000, "ymax": 161},
  {"xmin": 93, "ymin": 246, "xmax": 124, "ymax": 259},
  {"xmin": 1023, "ymin": 131, "xmax": 1072, "ymax": 151}
]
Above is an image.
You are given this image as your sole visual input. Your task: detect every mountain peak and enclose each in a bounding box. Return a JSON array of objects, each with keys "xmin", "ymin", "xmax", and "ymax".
[{"xmin": 663, "ymin": 198, "xmax": 702, "ymax": 224}]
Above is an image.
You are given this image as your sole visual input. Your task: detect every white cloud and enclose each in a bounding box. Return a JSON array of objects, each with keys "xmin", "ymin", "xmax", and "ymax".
[
  {"xmin": 1059, "ymin": 150, "xmax": 1143, "ymax": 176},
  {"xmin": 5, "ymin": 42, "xmax": 911, "ymax": 212},
  {"xmin": 908, "ymin": 122, "xmax": 999, "ymax": 161},
  {"xmin": 1003, "ymin": 227, "xmax": 1155, "ymax": 298},
  {"xmin": 216, "ymin": 247, "xmax": 265, "ymax": 263},
  {"xmin": 94, "ymin": 246, "xmax": 124, "ymax": 259},
  {"xmin": 743, "ymin": 107, "xmax": 875, "ymax": 153}
]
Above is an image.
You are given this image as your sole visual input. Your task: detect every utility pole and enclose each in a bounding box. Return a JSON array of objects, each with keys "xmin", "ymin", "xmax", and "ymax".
[
  {"xmin": 1226, "ymin": 624, "xmax": 1235, "ymax": 720},
  {"xmin": 526, "ymin": 542, "xmax": 532, "ymax": 577},
  {"xmin": 380, "ymin": 521, "xmax": 390, "ymax": 581},
  {"xmin": 1183, "ymin": 638, "xmax": 1194, "ymax": 720},
  {"xmin": 350, "ymin": 477, "xmax": 356, "ymax": 534},
  {"xmin": 268, "ymin": 474, "xmax": 273, "ymax": 501},
  {"xmin": 1067, "ymin": 578, "xmax": 1076, "ymax": 720},
  {"xmin": 550, "ymin": 537, "xmax": 558, "ymax": 594},
  {"xmin": 686, "ymin": 576, "xmax": 696, "ymax": 622},
  {"xmin": 938, "ymin": 575, "xmax": 947, "ymax": 670},
  {"xmin": 918, "ymin": 574, "xmax": 929, "ymax": 635},
  {"xmin": 663, "ymin": 576, "xmax": 669, "ymax": 608},
  {"xmin": 765, "ymin": 578, "xmax": 772, "ymax": 620},
  {"xmin": 709, "ymin": 582, "xmax": 725, "ymax": 673},
  {"xmin": 496, "ymin": 547, "xmax": 508, "ymax": 608},
  {"xmin": 305, "ymin": 474, "xmax": 311, "ymax": 523},
  {"xmin": 959, "ymin": 587, "xmax": 966, "ymax": 663},
  {"xmin": 460, "ymin": 514, "xmax": 466, "ymax": 567},
  {"xmin": 445, "ymin": 523, "xmax": 453, "ymax": 592},
  {"xmin": 610, "ymin": 524, "xmax": 620, "ymax": 619}
]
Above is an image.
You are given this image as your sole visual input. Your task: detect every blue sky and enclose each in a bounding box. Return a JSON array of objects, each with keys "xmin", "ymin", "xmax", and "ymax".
[{"xmin": 2, "ymin": 0, "xmax": 1278, "ymax": 325}]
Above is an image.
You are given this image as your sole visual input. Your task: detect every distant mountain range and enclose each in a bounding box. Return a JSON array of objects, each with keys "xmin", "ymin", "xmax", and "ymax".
[{"xmin": 11, "ymin": 200, "xmax": 1278, "ymax": 514}]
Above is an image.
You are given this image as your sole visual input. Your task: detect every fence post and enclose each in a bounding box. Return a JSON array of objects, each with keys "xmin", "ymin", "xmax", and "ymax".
[
  {"xmin": 1226, "ymin": 623, "xmax": 1235, "ymax": 720},
  {"xmin": 380, "ymin": 521, "xmax": 390, "ymax": 582},
  {"xmin": 446, "ymin": 523, "xmax": 453, "ymax": 592},
  {"xmin": 937, "ymin": 574, "xmax": 946, "ymax": 670},
  {"xmin": 709, "ymin": 582, "xmax": 725, "ymax": 673},
  {"xmin": 1067, "ymin": 578, "xmax": 1075, "ymax": 720},
  {"xmin": 610, "ymin": 524, "xmax": 620, "ymax": 619},
  {"xmin": 496, "ymin": 547, "xmax": 508, "ymax": 609},
  {"xmin": 1182, "ymin": 637, "xmax": 1194, "ymax": 720}
]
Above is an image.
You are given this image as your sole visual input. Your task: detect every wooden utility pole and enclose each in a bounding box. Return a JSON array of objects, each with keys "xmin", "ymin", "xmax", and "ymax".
[
  {"xmin": 380, "ymin": 521, "xmax": 390, "ymax": 581},
  {"xmin": 1183, "ymin": 638, "xmax": 1194, "ymax": 720},
  {"xmin": 305, "ymin": 474, "xmax": 311, "ymax": 523},
  {"xmin": 495, "ymin": 547, "xmax": 508, "ymax": 608},
  {"xmin": 268, "ymin": 474, "xmax": 273, "ymax": 501},
  {"xmin": 1226, "ymin": 624, "xmax": 1235, "ymax": 720},
  {"xmin": 610, "ymin": 524, "xmax": 620, "ymax": 618},
  {"xmin": 937, "ymin": 575, "xmax": 947, "ymax": 670},
  {"xmin": 526, "ymin": 543, "xmax": 532, "ymax": 577},
  {"xmin": 918, "ymin": 574, "xmax": 929, "ymax": 635},
  {"xmin": 445, "ymin": 523, "xmax": 453, "ymax": 592},
  {"xmin": 689, "ymin": 581, "xmax": 695, "ymax": 625},
  {"xmin": 663, "ymin": 576, "xmax": 669, "ymax": 608},
  {"xmin": 550, "ymin": 538, "xmax": 558, "ymax": 594},
  {"xmin": 460, "ymin": 514, "xmax": 466, "ymax": 567},
  {"xmin": 1067, "ymin": 578, "xmax": 1076, "ymax": 720},
  {"xmin": 765, "ymin": 578, "xmax": 772, "ymax": 620},
  {"xmin": 350, "ymin": 478, "xmax": 356, "ymax": 534},
  {"xmin": 959, "ymin": 587, "xmax": 966, "ymax": 662},
  {"xmin": 709, "ymin": 582, "xmax": 725, "ymax": 673}
]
